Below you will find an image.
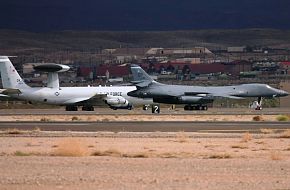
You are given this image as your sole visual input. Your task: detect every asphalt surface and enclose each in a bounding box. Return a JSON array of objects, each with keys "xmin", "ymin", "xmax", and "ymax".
[
  {"xmin": 0, "ymin": 108, "xmax": 289, "ymax": 133},
  {"xmin": 0, "ymin": 121, "xmax": 290, "ymax": 133}
]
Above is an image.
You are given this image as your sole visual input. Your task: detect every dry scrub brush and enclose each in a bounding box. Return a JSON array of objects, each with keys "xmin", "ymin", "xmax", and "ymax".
[
  {"xmin": 241, "ymin": 132, "xmax": 252, "ymax": 142},
  {"xmin": 5, "ymin": 128, "xmax": 23, "ymax": 134},
  {"xmin": 279, "ymin": 130, "xmax": 290, "ymax": 138},
  {"xmin": 175, "ymin": 131, "xmax": 189, "ymax": 143},
  {"xmin": 53, "ymin": 138, "xmax": 89, "ymax": 157},
  {"xmin": 231, "ymin": 144, "xmax": 249, "ymax": 149},
  {"xmin": 253, "ymin": 115, "xmax": 263, "ymax": 121},
  {"xmin": 260, "ymin": 128, "xmax": 275, "ymax": 134},
  {"xmin": 204, "ymin": 153, "xmax": 232, "ymax": 159}
]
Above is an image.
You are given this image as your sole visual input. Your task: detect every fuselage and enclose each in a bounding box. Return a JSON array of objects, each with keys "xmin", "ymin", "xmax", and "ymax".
[
  {"xmin": 12, "ymin": 86, "xmax": 153, "ymax": 106},
  {"xmin": 128, "ymin": 82, "xmax": 288, "ymax": 104}
]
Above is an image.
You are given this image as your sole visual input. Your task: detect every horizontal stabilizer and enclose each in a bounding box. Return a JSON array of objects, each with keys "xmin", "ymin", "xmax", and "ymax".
[{"xmin": 0, "ymin": 88, "xmax": 21, "ymax": 95}]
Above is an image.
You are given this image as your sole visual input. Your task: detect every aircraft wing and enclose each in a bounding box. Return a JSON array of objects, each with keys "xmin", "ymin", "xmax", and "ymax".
[
  {"xmin": 64, "ymin": 93, "xmax": 132, "ymax": 109},
  {"xmin": 211, "ymin": 94, "xmax": 245, "ymax": 100},
  {"xmin": 168, "ymin": 91, "xmax": 244, "ymax": 100},
  {"xmin": 64, "ymin": 93, "xmax": 107, "ymax": 105}
]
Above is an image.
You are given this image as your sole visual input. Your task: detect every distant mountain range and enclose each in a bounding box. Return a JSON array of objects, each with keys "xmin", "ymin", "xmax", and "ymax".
[{"xmin": 1, "ymin": 0, "xmax": 290, "ymax": 31}]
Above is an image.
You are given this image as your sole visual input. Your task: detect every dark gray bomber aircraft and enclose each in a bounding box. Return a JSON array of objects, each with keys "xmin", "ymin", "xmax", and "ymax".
[{"xmin": 127, "ymin": 64, "xmax": 289, "ymax": 113}]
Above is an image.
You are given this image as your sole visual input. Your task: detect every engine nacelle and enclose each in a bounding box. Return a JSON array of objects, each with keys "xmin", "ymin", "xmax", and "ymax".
[
  {"xmin": 153, "ymin": 95, "xmax": 214, "ymax": 104},
  {"xmin": 105, "ymin": 96, "xmax": 127, "ymax": 105},
  {"xmin": 104, "ymin": 96, "xmax": 133, "ymax": 110},
  {"xmin": 178, "ymin": 96, "xmax": 203, "ymax": 104}
]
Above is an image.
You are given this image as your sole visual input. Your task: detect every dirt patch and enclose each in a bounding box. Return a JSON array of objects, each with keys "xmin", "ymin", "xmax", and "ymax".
[
  {"xmin": 0, "ymin": 133, "xmax": 290, "ymax": 190},
  {"xmin": 0, "ymin": 114, "xmax": 279, "ymax": 122}
]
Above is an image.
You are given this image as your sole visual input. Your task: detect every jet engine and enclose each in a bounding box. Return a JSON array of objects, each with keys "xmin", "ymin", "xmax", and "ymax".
[
  {"xmin": 105, "ymin": 96, "xmax": 127, "ymax": 105},
  {"xmin": 178, "ymin": 96, "xmax": 203, "ymax": 104},
  {"xmin": 153, "ymin": 96, "xmax": 214, "ymax": 104},
  {"xmin": 104, "ymin": 96, "xmax": 132, "ymax": 110}
]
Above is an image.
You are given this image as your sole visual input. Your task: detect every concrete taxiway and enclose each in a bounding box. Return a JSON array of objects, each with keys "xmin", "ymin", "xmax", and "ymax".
[
  {"xmin": 0, "ymin": 108, "xmax": 289, "ymax": 134},
  {"xmin": 0, "ymin": 121, "xmax": 289, "ymax": 133}
]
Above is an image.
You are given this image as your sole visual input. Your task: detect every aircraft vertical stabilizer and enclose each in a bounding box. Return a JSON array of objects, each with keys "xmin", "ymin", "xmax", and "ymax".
[
  {"xmin": 130, "ymin": 64, "xmax": 158, "ymax": 87},
  {"xmin": 0, "ymin": 56, "xmax": 30, "ymax": 89}
]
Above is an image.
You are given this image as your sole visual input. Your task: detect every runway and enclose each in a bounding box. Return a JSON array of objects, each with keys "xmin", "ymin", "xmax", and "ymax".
[{"xmin": 0, "ymin": 121, "xmax": 290, "ymax": 133}]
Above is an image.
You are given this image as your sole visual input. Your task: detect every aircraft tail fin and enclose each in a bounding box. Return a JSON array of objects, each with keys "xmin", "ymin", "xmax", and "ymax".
[
  {"xmin": 0, "ymin": 56, "xmax": 30, "ymax": 89},
  {"xmin": 130, "ymin": 64, "xmax": 155, "ymax": 87}
]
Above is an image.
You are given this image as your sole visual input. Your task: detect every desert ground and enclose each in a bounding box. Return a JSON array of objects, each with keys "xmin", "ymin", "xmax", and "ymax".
[
  {"xmin": 0, "ymin": 130, "xmax": 290, "ymax": 190},
  {"xmin": 0, "ymin": 114, "xmax": 280, "ymax": 122}
]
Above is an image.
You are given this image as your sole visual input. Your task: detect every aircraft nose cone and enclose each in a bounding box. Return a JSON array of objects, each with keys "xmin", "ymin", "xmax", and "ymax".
[{"xmin": 278, "ymin": 89, "xmax": 289, "ymax": 97}]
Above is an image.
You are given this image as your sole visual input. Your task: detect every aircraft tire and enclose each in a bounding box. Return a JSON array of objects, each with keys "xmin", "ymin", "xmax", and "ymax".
[
  {"xmin": 143, "ymin": 105, "xmax": 149, "ymax": 111},
  {"xmin": 82, "ymin": 106, "xmax": 94, "ymax": 111},
  {"xmin": 66, "ymin": 105, "xmax": 78, "ymax": 111}
]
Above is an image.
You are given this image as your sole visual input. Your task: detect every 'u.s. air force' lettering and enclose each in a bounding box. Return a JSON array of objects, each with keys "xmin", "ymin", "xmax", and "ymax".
[{"xmin": 106, "ymin": 92, "xmax": 122, "ymax": 96}]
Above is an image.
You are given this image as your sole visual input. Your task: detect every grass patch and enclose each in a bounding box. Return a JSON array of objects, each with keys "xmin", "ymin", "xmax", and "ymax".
[
  {"xmin": 5, "ymin": 128, "xmax": 23, "ymax": 134},
  {"xmin": 206, "ymin": 153, "xmax": 232, "ymax": 159},
  {"xmin": 158, "ymin": 152, "xmax": 178, "ymax": 158},
  {"xmin": 276, "ymin": 115, "xmax": 290, "ymax": 122},
  {"xmin": 92, "ymin": 149, "xmax": 122, "ymax": 157},
  {"xmin": 53, "ymin": 138, "xmax": 89, "ymax": 157},
  {"xmin": 13, "ymin": 151, "xmax": 44, "ymax": 156},
  {"xmin": 91, "ymin": 150, "xmax": 196, "ymax": 158},
  {"xmin": 255, "ymin": 141, "xmax": 265, "ymax": 145},
  {"xmin": 101, "ymin": 118, "xmax": 110, "ymax": 122},
  {"xmin": 40, "ymin": 117, "xmax": 51, "ymax": 122},
  {"xmin": 123, "ymin": 152, "xmax": 150, "ymax": 158},
  {"xmin": 231, "ymin": 144, "xmax": 248, "ymax": 149},
  {"xmin": 33, "ymin": 127, "xmax": 41, "ymax": 132}
]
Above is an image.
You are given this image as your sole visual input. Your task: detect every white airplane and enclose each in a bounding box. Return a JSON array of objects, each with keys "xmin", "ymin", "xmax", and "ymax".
[{"xmin": 0, "ymin": 56, "xmax": 153, "ymax": 111}]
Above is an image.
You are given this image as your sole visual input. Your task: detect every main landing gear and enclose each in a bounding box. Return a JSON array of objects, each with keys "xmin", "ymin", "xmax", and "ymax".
[
  {"xmin": 65, "ymin": 105, "xmax": 95, "ymax": 111},
  {"xmin": 82, "ymin": 105, "xmax": 95, "ymax": 111},
  {"xmin": 65, "ymin": 105, "xmax": 78, "ymax": 111},
  {"xmin": 255, "ymin": 97, "xmax": 263, "ymax": 110},
  {"xmin": 249, "ymin": 97, "xmax": 263, "ymax": 110},
  {"xmin": 184, "ymin": 104, "xmax": 208, "ymax": 111}
]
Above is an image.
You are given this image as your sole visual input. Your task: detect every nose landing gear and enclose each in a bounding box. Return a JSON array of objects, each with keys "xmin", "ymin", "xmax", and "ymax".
[{"xmin": 250, "ymin": 97, "xmax": 263, "ymax": 110}]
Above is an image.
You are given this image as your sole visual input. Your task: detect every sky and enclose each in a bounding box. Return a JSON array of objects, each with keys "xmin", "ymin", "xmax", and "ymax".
[{"xmin": 1, "ymin": 0, "xmax": 290, "ymax": 31}]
